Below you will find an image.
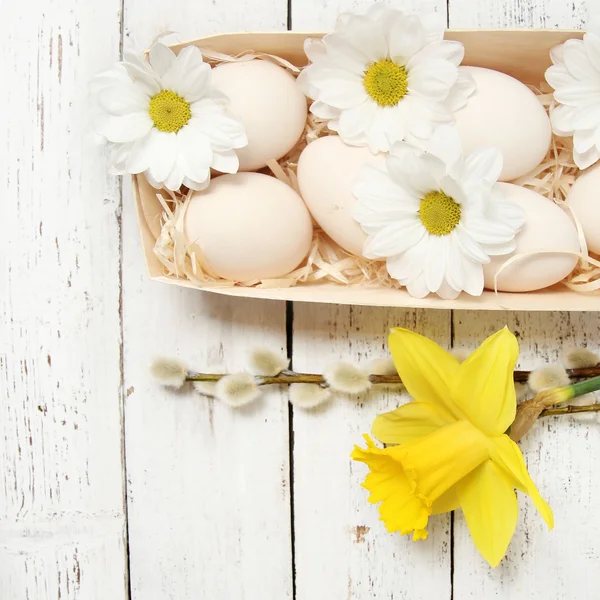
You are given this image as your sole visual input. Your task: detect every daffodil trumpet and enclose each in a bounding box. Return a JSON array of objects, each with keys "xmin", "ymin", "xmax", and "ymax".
[{"xmin": 351, "ymin": 327, "xmax": 556, "ymax": 568}]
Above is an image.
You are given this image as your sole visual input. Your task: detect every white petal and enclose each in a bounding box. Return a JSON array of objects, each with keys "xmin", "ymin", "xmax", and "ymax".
[
  {"xmin": 444, "ymin": 68, "xmax": 476, "ymax": 112},
  {"xmin": 184, "ymin": 174, "xmax": 211, "ymax": 191},
  {"xmin": 148, "ymin": 43, "xmax": 176, "ymax": 77},
  {"xmin": 310, "ymin": 68, "xmax": 367, "ymax": 109},
  {"xmin": 545, "ymin": 64, "xmax": 575, "ymax": 91},
  {"xmin": 425, "ymin": 124, "xmax": 464, "ymax": 167},
  {"xmin": 408, "ymin": 59, "xmax": 458, "ymax": 100},
  {"xmin": 461, "ymin": 258, "xmax": 485, "ymax": 296},
  {"xmin": 550, "ymin": 43, "xmax": 565, "ymax": 65},
  {"xmin": 437, "ymin": 279, "xmax": 461, "ymax": 300},
  {"xmin": 573, "ymin": 145, "xmax": 600, "ymax": 169},
  {"xmin": 439, "ymin": 175, "xmax": 469, "ymax": 206},
  {"xmin": 338, "ymin": 101, "xmax": 377, "ymax": 140},
  {"xmin": 146, "ymin": 130, "xmax": 178, "ymax": 183},
  {"xmin": 463, "ymin": 147, "xmax": 503, "ymax": 187},
  {"xmin": 388, "ymin": 14, "xmax": 426, "ymax": 64},
  {"xmin": 176, "ymin": 124, "xmax": 214, "ymax": 180},
  {"xmin": 463, "ymin": 214, "xmax": 518, "ymax": 245},
  {"xmin": 211, "ymin": 150, "xmax": 240, "ymax": 174},
  {"xmin": 420, "ymin": 13, "xmax": 445, "ymax": 42},
  {"xmin": 340, "ymin": 15, "xmax": 387, "ymax": 63},
  {"xmin": 455, "ymin": 226, "xmax": 490, "ymax": 264},
  {"xmin": 96, "ymin": 82, "xmax": 149, "ymax": 115},
  {"xmin": 95, "ymin": 112, "xmax": 153, "ymax": 143},
  {"xmin": 445, "ymin": 235, "xmax": 465, "ymax": 291},
  {"xmin": 550, "ymin": 104, "xmax": 576, "ymax": 135},
  {"xmin": 411, "ymin": 40, "xmax": 465, "ymax": 67},
  {"xmin": 162, "ymin": 46, "xmax": 210, "ymax": 102},
  {"xmin": 386, "ymin": 242, "xmax": 424, "ymax": 282},
  {"xmin": 583, "ymin": 32, "xmax": 600, "ymax": 73},
  {"xmin": 554, "ymin": 82, "xmax": 600, "ymax": 106},
  {"xmin": 362, "ymin": 221, "xmax": 425, "ymax": 258},
  {"xmin": 571, "ymin": 104, "xmax": 600, "ymax": 130},
  {"xmin": 562, "ymin": 39, "xmax": 599, "ymax": 81},
  {"xmin": 310, "ymin": 100, "xmax": 342, "ymax": 120},
  {"xmin": 405, "ymin": 271, "xmax": 430, "ymax": 298},
  {"xmin": 425, "ymin": 234, "xmax": 447, "ymax": 292},
  {"xmin": 163, "ymin": 162, "xmax": 185, "ymax": 191},
  {"xmin": 189, "ymin": 112, "xmax": 247, "ymax": 151},
  {"xmin": 574, "ymin": 127, "xmax": 598, "ymax": 153},
  {"xmin": 324, "ymin": 33, "xmax": 369, "ymax": 75},
  {"xmin": 304, "ymin": 37, "xmax": 327, "ymax": 63}
]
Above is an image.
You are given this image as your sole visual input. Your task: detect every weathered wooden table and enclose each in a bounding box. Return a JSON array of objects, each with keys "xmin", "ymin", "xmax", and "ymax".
[{"xmin": 2, "ymin": 0, "xmax": 599, "ymax": 598}]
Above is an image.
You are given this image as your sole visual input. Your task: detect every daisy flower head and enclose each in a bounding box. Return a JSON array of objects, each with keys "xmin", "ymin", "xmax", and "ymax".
[
  {"xmin": 90, "ymin": 42, "xmax": 248, "ymax": 191},
  {"xmin": 545, "ymin": 27, "xmax": 600, "ymax": 169},
  {"xmin": 297, "ymin": 4, "xmax": 476, "ymax": 153},
  {"xmin": 353, "ymin": 126, "xmax": 525, "ymax": 299}
]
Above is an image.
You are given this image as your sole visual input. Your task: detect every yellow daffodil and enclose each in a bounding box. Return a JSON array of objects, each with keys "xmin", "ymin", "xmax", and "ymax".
[{"xmin": 351, "ymin": 327, "xmax": 553, "ymax": 567}]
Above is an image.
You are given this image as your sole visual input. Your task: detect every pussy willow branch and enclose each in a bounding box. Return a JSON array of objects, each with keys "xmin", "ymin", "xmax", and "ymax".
[
  {"xmin": 186, "ymin": 365, "xmax": 600, "ymax": 386},
  {"xmin": 540, "ymin": 404, "xmax": 600, "ymax": 417}
]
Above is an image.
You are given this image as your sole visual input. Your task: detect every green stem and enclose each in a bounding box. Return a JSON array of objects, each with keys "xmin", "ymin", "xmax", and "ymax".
[{"xmin": 567, "ymin": 375, "xmax": 600, "ymax": 401}]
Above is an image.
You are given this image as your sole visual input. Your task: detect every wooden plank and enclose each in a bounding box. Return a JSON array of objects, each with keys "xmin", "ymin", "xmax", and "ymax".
[
  {"xmin": 292, "ymin": 306, "xmax": 453, "ymax": 600},
  {"xmin": 290, "ymin": 4, "xmax": 452, "ymax": 598},
  {"xmin": 0, "ymin": 2, "xmax": 128, "ymax": 599},
  {"xmin": 120, "ymin": 1, "xmax": 293, "ymax": 599},
  {"xmin": 449, "ymin": 1, "xmax": 600, "ymax": 597}
]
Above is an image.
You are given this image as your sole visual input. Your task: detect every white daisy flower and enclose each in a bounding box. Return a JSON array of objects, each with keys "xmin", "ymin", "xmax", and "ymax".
[
  {"xmin": 90, "ymin": 42, "xmax": 247, "ymax": 191},
  {"xmin": 353, "ymin": 126, "xmax": 525, "ymax": 299},
  {"xmin": 297, "ymin": 4, "xmax": 475, "ymax": 153},
  {"xmin": 545, "ymin": 27, "xmax": 600, "ymax": 169}
]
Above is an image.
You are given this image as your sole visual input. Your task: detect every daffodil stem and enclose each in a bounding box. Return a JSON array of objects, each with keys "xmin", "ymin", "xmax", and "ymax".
[
  {"xmin": 566, "ymin": 375, "xmax": 600, "ymax": 401},
  {"xmin": 185, "ymin": 366, "xmax": 600, "ymax": 386}
]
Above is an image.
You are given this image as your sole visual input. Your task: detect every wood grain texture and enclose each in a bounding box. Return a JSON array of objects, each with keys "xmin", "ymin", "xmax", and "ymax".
[
  {"xmin": 292, "ymin": 0, "xmax": 447, "ymax": 29},
  {"xmin": 120, "ymin": 1, "xmax": 293, "ymax": 599},
  {"xmin": 0, "ymin": 1, "xmax": 127, "ymax": 599},
  {"xmin": 292, "ymin": 306, "xmax": 453, "ymax": 600},
  {"xmin": 289, "ymin": 3, "xmax": 453, "ymax": 598},
  {"xmin": 449, "ymin": 1, "xmax": 600, "ymax": 597}
]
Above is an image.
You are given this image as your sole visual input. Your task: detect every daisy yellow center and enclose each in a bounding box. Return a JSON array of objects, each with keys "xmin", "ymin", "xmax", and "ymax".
[
  {"xmin": 419, "ymin": 191, "xmax": 461, "ymax": 236},
  {"xmin": 148, "ymin": 90, "xmax": 191, "ymax": 133},
  {"xmin": 363, "ymin": 60, "xmax": 408, "ymax": 107}
]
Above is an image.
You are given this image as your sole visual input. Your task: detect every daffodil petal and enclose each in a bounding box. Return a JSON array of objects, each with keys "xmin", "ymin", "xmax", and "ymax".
[
  {"xmin": 388, "ymin": 328, "xmax": 465, "ymax": 420},
  {"xmin": 489, "ymin": 435, "xmax": 554, "ymax": 530},
  {"xmin": 452, "ymin": 327, "xmax": 519, "ymax": 435},
  {"xmin": 372, "ymin": 401, "xmax": 456, "ymax": 445},
  {"xmin": 457, "ymin": 460, "xmax": 518, "ymax": 568},
  {"xmin": 431, "ymin": 486, "xmax": 460, "ymax": 515}
]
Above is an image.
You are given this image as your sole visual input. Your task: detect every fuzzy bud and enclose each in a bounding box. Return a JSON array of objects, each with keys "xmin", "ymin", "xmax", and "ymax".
[
  {"xmin": 215, "ymin": 373, "xmax": 261, "ymax": 407},
  {"xmin": 561, "ymin": 348, "xmax": 599, "ymax": 370},
  {"xmin": 323, "ymin": 362, "xmax": 371, "ymax": 395},
  {"xmin": 515, "ymin": 382, "xmax": 530, "ymax": 403},
  {"xmin": 368, "ymin": 358, "xmax": 397, "ymax": 376},
  {"xmin": 289, "ymin": 384, "xmax": 331, "ymax": 409},
  {"xmin": 451, "ymin": 348, "xmax": 470, "ymax": 363},
  {"xmin": 528, "ymin": 364, "xmax": 570, "ymax": 394},
  {"xmin": 247, "ymin": 348, "xmax": 290, "ymax": 377},
  {"xmin": 150, "ymin": 357, "xmax": 188, "ymax": 389}
]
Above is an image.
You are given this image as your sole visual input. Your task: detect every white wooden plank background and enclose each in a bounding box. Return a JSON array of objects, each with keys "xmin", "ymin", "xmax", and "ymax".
[{"xmin": 1, "ymin": 0, "xmax": 599, "ymax": 599}]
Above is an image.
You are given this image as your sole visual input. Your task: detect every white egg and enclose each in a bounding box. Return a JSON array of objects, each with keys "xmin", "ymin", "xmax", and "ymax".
[
  {"xmin": 297, "ymin": 136, "xmax": 384, "ymax": 256},
  {"xmin": 454, "ymin": 67, "xmax": 551, "ymax": 182},
  {"xmin": 211, "ymin": 60, "xmax": 308, "ymax": 171},
  {"xmin": 184, "ymin": 173, "xmax": 313, "ymax": 281},
  {"xmin": 483, "ymin": 183, "xmax": 580, "ymax": 292},
  {"xmin": 565, "ymin": 163, "xmax": 600, "ymax": 254}
]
